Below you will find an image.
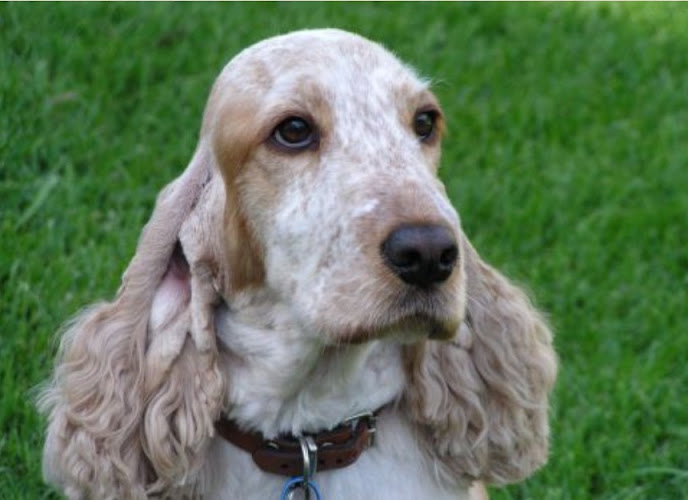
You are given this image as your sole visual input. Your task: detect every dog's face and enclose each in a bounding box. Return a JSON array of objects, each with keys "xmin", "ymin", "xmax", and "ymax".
[{"xmin": 209, "ymin": 30, "xmax": 465, "ymax": 344}]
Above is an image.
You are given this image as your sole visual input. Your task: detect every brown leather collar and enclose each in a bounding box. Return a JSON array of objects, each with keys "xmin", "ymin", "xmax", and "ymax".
[{"xmin": 215, "ymin": 412, "xmax": 378, "ymax": 477}]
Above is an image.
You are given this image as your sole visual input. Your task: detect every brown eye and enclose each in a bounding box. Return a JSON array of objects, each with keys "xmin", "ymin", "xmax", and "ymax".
[
  {"xmin": 413, "ymin": 110, "xmax": 437, "ymax": 141},
  {"xmin": 272, "ymin": 117, "xmax": 315, "ymax": 149}
]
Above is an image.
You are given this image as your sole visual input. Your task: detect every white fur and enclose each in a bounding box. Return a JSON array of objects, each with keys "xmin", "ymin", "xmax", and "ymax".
[{"xmin": 207, "ymin": 299, "xmax": 469, "ymax": 499}]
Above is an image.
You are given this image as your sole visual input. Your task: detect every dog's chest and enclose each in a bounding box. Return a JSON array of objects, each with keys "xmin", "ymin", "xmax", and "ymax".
[{"xmin": 205, "ymin": 412, "xmax": 468, "ymax": 500}]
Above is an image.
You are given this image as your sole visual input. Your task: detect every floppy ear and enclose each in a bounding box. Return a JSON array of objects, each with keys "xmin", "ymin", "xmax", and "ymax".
[
  {"xmin": 404, "ymin": 236, "xmax": 557, "ymax": 485},
  {"xmin": 39, "ymin": 142, "xmax": 227, "ymax": 498}
]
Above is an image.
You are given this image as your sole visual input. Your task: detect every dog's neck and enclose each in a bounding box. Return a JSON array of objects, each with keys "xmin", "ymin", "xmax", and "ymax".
[{"xmin": 214, "ymin": 289, "xmax": 406, "ymax": 439}]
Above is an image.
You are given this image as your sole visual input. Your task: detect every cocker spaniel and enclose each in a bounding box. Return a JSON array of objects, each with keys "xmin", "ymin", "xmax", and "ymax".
[{"xmin": 40, "ymin": 29, "xmax": 557, "ymax": 500}]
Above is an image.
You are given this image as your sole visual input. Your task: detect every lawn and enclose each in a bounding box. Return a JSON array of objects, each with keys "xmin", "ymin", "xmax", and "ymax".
[{"xmin": 2, "ymin": 3, "xmax": 687, "ymax": 499}]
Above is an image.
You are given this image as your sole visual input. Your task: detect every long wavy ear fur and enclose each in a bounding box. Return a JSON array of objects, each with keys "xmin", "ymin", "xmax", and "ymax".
[
  {"xmin": 39, "ymin": 143, "xmax": 227, "ymax": 499},
  {"xmin": 404, "ymin": 236, "xmax": 557, "ymax": 485}
]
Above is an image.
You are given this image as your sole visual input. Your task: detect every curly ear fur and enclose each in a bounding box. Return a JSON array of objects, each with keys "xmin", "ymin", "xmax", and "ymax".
[
  {"xmin": 404, "ymin": 236, "xmax": 557, "ymax": 485},
  {"xmin": 39, "ymin": 145, "xmax": 227, "ymax": 499}
]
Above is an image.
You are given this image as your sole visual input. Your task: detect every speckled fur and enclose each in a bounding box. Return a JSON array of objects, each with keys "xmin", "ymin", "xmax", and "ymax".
[{"xmin": 40, "ymin": 29, "xmax": 555, "ymax": 500}]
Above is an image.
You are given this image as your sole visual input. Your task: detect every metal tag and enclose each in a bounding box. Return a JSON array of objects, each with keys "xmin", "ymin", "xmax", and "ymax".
[{"xmin": 284, "ymin": 481, "xmax": 319, "ymax": 500}]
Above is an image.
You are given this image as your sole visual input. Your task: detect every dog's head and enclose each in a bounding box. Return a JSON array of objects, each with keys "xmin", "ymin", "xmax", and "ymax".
[{"xmin": 204, "ymin": 29, "xmax": 464, "ymax": 344}]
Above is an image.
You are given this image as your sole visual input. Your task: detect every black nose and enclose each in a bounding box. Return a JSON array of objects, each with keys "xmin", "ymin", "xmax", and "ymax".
[{"xmin": 381, "ymin": 224, "xmax": 458, "ymax": 287}]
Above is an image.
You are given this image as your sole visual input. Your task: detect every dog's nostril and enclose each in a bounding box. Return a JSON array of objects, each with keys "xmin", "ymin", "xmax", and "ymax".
[
  {"xmin": 395, "ymin": 249, "xmax": 422, "ymax": 270},
  {"xmin": 381, "ymin": 224, "xmax": 458, "ymax": 288},
  {"xmin": 440, "ymin": 246, "xmax": 458, "ymax": 267}
]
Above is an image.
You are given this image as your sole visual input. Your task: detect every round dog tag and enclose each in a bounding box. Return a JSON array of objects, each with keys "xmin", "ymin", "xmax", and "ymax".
[{"xmin": 280, "ymin": 477, "xmax": 322, "ymax": 500}]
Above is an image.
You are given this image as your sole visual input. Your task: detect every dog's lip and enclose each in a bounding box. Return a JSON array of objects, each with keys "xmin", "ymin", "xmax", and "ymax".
[
  {"xmin": 425, "ymin": 317, "xmax": 460, "ymax": 340},
  {"xmin": 326, "ymin": 286, "xmax": 462, "ymax": 344},
  {"xmin": 400, "ymin": 312, "xmax": 459, "ymax": 340},
  {"xmin": 334, "ymin": 312, "xmax": 459, "ymax": 344},
  {"xmin": 393, "ymin": 290, "xmax": 461, "ymax": 339}
]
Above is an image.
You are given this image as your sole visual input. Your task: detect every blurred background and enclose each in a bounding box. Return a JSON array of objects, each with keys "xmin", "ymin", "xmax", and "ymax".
[{"xmin": 2, "ymin": 3, "xmax": 687, "ymax": 499}]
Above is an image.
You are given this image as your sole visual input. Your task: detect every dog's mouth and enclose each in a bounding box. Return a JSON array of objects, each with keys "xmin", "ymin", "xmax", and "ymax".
[
  {"xmin": 336, "ymin": 314, "xmax": 458, "ymax": 345},
  {"xmin": 334, "ymin": 290, "xmax": 462, "ymax": 345},
  {"xmin": 390, "ymin": 312, "xmax": 459, "ymax": 341},
  {"xmin": 392, "ymin": 286, "xmax": 462, "ymax": 338}
]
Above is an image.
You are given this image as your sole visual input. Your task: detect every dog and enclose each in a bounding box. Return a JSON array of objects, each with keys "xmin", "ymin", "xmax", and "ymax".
[{"xmin": 40, "ymin": 29, "xmax": 557, "ymax": 500}]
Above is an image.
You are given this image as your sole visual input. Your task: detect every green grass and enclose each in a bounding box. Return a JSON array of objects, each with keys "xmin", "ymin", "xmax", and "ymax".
[{"xmin": 2, "ymin": 3, "xmax": 687, "ymax": 499}]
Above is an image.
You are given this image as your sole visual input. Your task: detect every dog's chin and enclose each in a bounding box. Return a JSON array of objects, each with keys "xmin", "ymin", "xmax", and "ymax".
[{"xmin": 330, "ymin": 313, "xmax": 460, "ymax": 345}]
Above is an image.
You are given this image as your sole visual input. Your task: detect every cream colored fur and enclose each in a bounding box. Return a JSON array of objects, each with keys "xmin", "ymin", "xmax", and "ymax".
[{"xmin": 40, "ymin": 29, "xmax": 556, "ymax": 500}]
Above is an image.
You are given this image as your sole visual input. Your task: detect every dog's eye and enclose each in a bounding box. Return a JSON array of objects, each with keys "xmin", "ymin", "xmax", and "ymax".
[
  {"xmin": 413, "ymin": 110, "xmax": 437, "ymax": 141},
  {"xmin": 272, "ymin": 117, "xmax": 315, "ymax": 149}
]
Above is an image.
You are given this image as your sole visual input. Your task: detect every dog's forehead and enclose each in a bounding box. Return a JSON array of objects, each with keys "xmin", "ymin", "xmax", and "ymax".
[{"xmin": 219, "ymin": 29, "xmax": 428, "ymax": 97}]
